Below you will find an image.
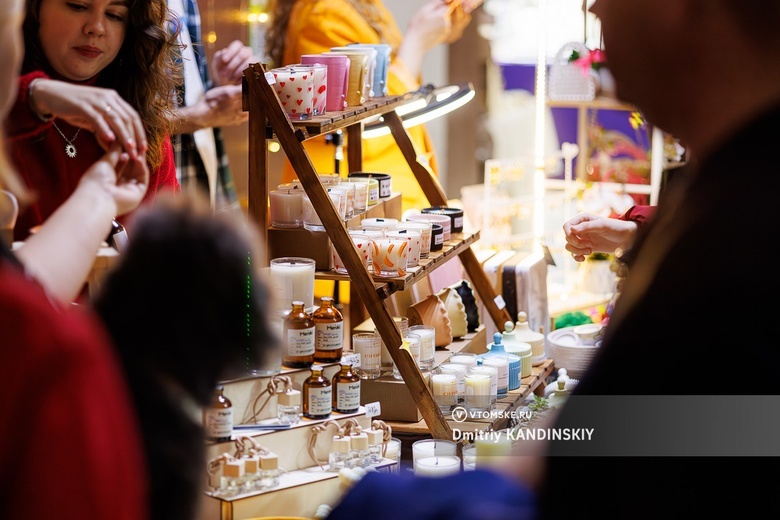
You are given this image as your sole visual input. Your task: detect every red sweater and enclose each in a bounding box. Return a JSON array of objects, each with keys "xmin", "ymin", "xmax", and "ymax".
[
  {"xmin": 6, "ymin": 71, "xmax": 180, "ymax": 241},
  {"xmin": 0, "ymin": 252, "xmax": 149, "ymax": 520}
]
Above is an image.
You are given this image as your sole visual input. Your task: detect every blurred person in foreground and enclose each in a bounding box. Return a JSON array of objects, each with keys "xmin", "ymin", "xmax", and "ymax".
[{"xmin": 0, "ymin": 0, "xmax": 151, "ymax": 517}]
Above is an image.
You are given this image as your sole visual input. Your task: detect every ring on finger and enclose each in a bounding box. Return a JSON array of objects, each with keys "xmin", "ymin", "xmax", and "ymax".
[{"xmin": 104, "ymin": 105, "xmax": 113, "ymax": 115}]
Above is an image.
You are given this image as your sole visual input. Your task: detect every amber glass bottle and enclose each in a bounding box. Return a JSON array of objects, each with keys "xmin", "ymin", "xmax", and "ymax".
[
  {"xmin": 303, "ymin": 365, "xmax": 332, "ymax": 419},
  {"xmin": 283, "ymin": 300, "xmax": 315, "ymax": 368},
  {"xmin": 203, "ymin": 385, "xmax": 233, "ymax": 442},
  {"xmin": 312, "ymin": 296, "xmax": 344, "ymax": 362},
  {"xmin": 332, "ymin": 362, "xmax": 361, "ymax": 413}
]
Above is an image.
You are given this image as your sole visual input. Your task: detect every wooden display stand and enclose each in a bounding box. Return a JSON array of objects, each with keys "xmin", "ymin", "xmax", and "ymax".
[{"xmin": 243, "ymin": 63, "xmax": 512, "ymax": 441}]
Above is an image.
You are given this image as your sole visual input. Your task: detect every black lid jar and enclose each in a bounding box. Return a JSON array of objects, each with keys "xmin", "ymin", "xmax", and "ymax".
[
  {"xmin": 421, "ymin": 206, "xmax": 464, "ymax": 233},
  {"xmin": 347, "ymin": 172, "xmax": 392, "ymax": 198}
]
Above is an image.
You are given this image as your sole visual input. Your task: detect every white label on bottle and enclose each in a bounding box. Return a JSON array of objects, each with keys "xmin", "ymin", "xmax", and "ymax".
[
  {"xmin": 494, "ymin": 294, "xmax": 506, "ymax": 309},
  {"xmin": 342, "ymin": 353, "xmax": 361, "ymax": 367},
  {"xmin": 308, "ymin": 386, "xmax": 332, "ymax": 415},
  {"xmin": 434, "ymin": 233, "xmax": 444, "ymax": 245},
  {"xmin": 364, "ymin": 401, "xmax": 381, "ymax": 418},
  {"xmin": 204, "ymin": 407, "xmax": 233, "ymax": 439},
  {"xmin": 368, "ymin": 187, "xmax": 379, "ymax": 202},
  {"xmin": 336, "ymin": 381, "xmax": 361, "ymax": 411},
  {"xmin": 454, "ymin": 216, "xmax": 463, "ymax": 230},
  {"xmin": 315, "ymin": 322, "xmax": 343, "ymax": 351},
  {"xmin": 287, "ymin": 327, "xmax": 315, "ymax": 356}
]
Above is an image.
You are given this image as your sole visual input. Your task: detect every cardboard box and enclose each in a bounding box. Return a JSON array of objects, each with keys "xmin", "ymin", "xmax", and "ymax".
[
  {"xmin": 267, "ymin": 226, "xmax": 331, "ymax": 270},
  {"xmin": 360, "ymin": 372, "xmax": 430, "ymax": 422}
]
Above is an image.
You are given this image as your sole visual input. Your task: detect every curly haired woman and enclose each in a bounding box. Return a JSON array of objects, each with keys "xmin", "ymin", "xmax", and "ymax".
[{"xmin": 6, "ymin": 0, "xmax": 181, "ymax": 241}]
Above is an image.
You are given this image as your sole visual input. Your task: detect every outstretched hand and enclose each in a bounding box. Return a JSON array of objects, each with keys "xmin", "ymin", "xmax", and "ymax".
[
  {"xmin": 211, "ymin": 40, "xmax": 256, "ymax": 86},
  {"xmin": 563, "ymin": 212, "xmax": 638, "ymax": 262},
  {"xmin": 29, "ymin": 79, "xmax": 147, "ymax": 160},
  {"xmin": 79, "ymin": 144, "xmax": 149, "ymax": 217}
]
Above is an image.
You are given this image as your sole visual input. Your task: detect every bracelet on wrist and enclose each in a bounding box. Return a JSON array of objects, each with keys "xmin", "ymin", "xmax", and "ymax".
[{"xmin": 28, "ymin": 79, "xmax": 53, "ymax": 122}]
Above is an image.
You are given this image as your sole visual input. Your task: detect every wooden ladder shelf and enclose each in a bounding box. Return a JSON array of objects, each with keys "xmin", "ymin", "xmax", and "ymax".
[{"xmin": 243, "ymin": 63, "xmax": 512, "ymax": 440}]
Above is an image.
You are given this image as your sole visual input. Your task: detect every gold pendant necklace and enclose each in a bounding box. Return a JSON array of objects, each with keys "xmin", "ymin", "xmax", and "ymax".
[{"xmin": 52, "ymin": 122, "xmax": 82, "ymax": 158}]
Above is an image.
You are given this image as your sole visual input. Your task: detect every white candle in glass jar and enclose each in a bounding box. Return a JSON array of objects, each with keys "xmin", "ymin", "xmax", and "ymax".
[
  {"xmin": 269, "ymin": 257, "xmax": 315, "ymax": 312},
  {"xmin": 430, "ymin": 373, "xmax": 458, "ymax": 409},
  {"xmin": 414, "ymin": 456, "xmax": 461, "ymax": 477},
  {"xmin": 409, "ymin": 324, "xmax": 435, "ymax": 370},
  {"xmin": 464, "ymin": 372, "xmax": 492, "ymax": 411},
  {"xmin": 269, "ymin": 189, "xmax": 303, "ymax": 228}
]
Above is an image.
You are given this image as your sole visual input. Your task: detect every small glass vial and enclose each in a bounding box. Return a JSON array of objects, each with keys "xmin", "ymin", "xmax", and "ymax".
[
  {"xmin": 277, "ymin": 388, "xmax": 301, "ymax": 425},
  {"xmin": 242, "ymin": 455, "xmax": 261, "ymax": 492},
  {"xmin": 365, "ymin": 429, "xmax": 385, "ymax": 464},
  {"xmin": 312, "ymin": 296, "xmax": 344, "ymax": 362},
  {"xmin": 328, "ymin": 436, "xmax": 352, "ymax": 471},
  {"xmin": 303, "ymin": 365, "xmax": 332, "ymax": 419},
  {"xmin": 218, "ymin": 459, "xmax": 245, "ymax": 497},
  {"xmin": 283, "ymin": 300, "xmax": 315, "ymax": 368},
  {"xmin": 349, "ymin": 432, "xmax": 371, "ymax": 468},
  {"xmin": 203, "ymin": 385, "xmax": 233, "ymax": 442},
  {"xmin": 259, "ymin": 452, "xmax": 280, "ymax": 489},
  {"xmin": 332, "ymin": 362, "xmax": 361, "ymax": 414}
]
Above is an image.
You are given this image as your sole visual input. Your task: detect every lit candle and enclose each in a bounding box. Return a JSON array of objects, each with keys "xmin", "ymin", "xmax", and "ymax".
[
  {"xmin": 464, "ymin": 372, "xmax": 492, "ymax": 411},
  {"xmin": 269, "ymin": 257, "xmax": 315, "ymax": 313},
  {"xmin": 414, "ymin": 456, "xmax": 461, "ymax": 477},
  {"xmin": 269, "ymin": 189, "xmax": 303, "ymax": 228}
]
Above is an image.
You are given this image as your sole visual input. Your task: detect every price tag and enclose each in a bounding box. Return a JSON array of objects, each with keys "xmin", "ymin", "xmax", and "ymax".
[
  {"xmin": 264, "ymin": 72, "xmax": 276, "ymax": 84},
  {"xmin": 494, "ymin": 294, "xmax": 506, "ymax": 310},
  {"xmin": 364, "ymin": 401, "xmax": 381, "ymax": 419},
  {"xmin": 341, "ymin": 353, "xmax": 361, "ymax": 367}
]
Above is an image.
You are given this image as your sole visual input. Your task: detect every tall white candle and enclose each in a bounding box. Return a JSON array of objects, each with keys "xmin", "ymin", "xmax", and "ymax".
[
  {"xmin": 414, "ymin": 456, "xmax": 461, "ymax": 477},
  {"xmin": 269, "ymin": 189, "xmax": 303, "ymax": 228},
  {"xmin": 269, "ymin": 257, "xmax": 315, "ymax": 313}
]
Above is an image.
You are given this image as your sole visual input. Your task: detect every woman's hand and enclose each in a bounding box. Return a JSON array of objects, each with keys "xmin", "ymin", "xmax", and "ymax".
[
  {"xmin": 79, "ymin": 143, "xmax": 149, "ymax": 217},
  {"xmin": 563, "ymin": 212, "xmax": 638, "ymax": 261},
  {"xmin": 211, "ymin": 40, "xmax": 256, "ymax": 86},
  {"xmin": 28, "ymin": 79, "xmax": 147, "ymax": 160}
]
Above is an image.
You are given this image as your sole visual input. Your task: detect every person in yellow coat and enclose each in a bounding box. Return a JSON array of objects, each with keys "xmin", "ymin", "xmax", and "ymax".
[{"xmin": 265, "ymin": 0, "xmax": 480, "ymax": 212}]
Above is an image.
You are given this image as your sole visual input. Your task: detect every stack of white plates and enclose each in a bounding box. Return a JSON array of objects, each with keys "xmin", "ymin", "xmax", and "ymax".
[{"xmin": 545, "ymin": 325, "xmax": 602, "ymax": 379}]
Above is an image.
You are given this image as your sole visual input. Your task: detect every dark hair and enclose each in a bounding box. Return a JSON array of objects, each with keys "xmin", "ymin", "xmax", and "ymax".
[
  {"xmin": 22, "ymin": 0, "xmax": 181, "ymax": 170},
  {"xmin": 93, "ymin": 191, "xmax": 277, "ymax": 404}
]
